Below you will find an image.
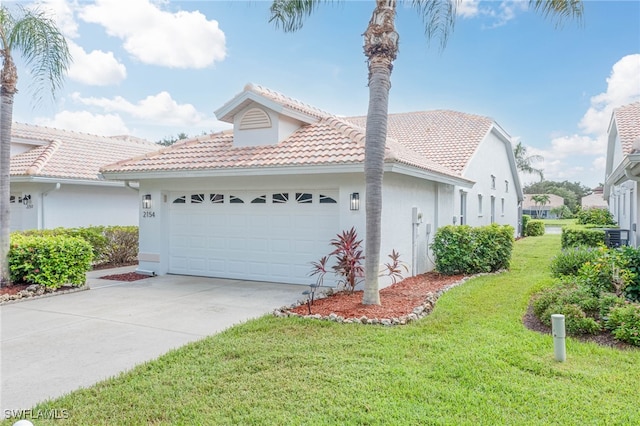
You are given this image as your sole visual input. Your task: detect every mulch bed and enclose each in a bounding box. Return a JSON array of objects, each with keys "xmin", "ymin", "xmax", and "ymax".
[{"xmin": 99, "ymin": 272, "xmax": 150, "ymax": 282}]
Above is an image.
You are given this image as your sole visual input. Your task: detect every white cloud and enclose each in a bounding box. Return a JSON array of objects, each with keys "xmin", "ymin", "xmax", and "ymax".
[
  {"xmin": 35, "ymin": 0, "xmax": 79, "ymax": 38},
  {"xmin": 67, "ymin": 41, "xmax": 127, "ymax": 86},
  {"xmin": 71, "ymin": 91, "xmax": 206, "ymax": 126},
  {"xmin": 79, "ymin": 0, "xmax": 226, "ymax": 69},
  {"xmin": 457, "ymin": 0, "xmax": 480, "ymax": 18},
  {"xmin": 35, "ymin": 110, "xmax": 129, "ymax": 136}
]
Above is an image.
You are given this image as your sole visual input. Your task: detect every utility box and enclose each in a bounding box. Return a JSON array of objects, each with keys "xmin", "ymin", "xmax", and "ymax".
[{"xmin": 603, "ymin": 229, "xmax": 630, "ymax": 248}]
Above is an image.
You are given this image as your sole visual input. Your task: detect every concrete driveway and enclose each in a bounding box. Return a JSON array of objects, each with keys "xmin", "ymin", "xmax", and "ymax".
[{"xmin": 1, "ymin": 267, "xmax": 304, "ymax": 414}]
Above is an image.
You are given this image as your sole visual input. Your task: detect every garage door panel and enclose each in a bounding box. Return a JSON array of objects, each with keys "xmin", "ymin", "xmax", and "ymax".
[{"xmin": 169, "ymin": 191, "xmax": 338, "ymax": 284}]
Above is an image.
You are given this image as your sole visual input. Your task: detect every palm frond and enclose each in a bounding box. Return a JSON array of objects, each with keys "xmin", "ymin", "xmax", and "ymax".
[
  {"xmin": 269, "ymin": 0, "xmax": 338, "ymax": 32},
  {"xmin": 8, "ymin": 6, "xmax": 71, "ymax": 102},
  {"xmin": 409, "ymin": 0, "xmax": 459, "ymax": 49},
  {"xmin": 530, "ymin": 0, "xmax": 584, "ymax": 28}
]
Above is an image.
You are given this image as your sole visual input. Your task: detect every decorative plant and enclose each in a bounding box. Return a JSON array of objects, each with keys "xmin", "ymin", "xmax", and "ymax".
[
  {"xmin": 330, "ymin": 227, "xmax": 364, "ymax": 293},
  {"xmin": 306, "ymin": 256, "xmax": 329, "ymax": 314},
  {"xmin": 379, "ymin": 249, "xmax": 408, "ymax": 284}
]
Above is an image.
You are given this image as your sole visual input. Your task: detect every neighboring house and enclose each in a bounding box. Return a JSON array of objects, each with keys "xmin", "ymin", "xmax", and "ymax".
[
  {"xmin": 581, "ymin": 186, "xmax": 608, "ymax": 209},
  {"xmin": 522, "ymin": 194, "xmax": 565, "ymax": 219},
  {"xmin": 604, "ymin": 102, "xmax": 640, "ymax": 246},
  {"xmin": 101, "ymin": 84, "xmax": 523, "ymax": 286},
  {"xmin": 9, "ymin": 123, "xmax": 158, "ymax": 231}
]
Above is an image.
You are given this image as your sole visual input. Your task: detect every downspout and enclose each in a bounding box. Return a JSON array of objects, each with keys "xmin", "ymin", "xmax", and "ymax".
[
  {"xmin": 624, "ymin": 170, "xmax": 640, "ymax": 246},
  {"xmin": 40, "ymin": 183, "xmax": 61, "ymax": 229},
  {"xmin": 124, "ymin": 180, "xmax": 139, "ymax": 193}
]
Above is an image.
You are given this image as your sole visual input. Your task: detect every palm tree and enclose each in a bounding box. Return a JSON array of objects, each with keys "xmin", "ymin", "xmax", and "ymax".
[
  {"xmin": 514, "ymin": 141, "xmax": 544, "ymax": 181},
  {"xmin": 270, "ymin": 0, "xmax": 582, "ymax": 305},
  {"xmin": 1, "ymin": 6, "xmax": 71, "ymax": 286},
  {"xmin": 531, "ymin": 194, "xmax": 551, "ymax": 218}
]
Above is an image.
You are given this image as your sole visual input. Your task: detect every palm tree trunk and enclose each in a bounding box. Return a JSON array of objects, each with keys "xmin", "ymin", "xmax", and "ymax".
[
  {"xmin": 362, "ymin": 0, "xmax": 398, "ymax": 305},
  {"xmin": 0, "ymin": 57, "xmax": 17, "ymax": 286}
]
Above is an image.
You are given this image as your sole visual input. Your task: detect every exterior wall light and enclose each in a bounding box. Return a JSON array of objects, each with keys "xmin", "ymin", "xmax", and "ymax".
[
  {"xmin": 142, "ymin": 194, "xmax": 152, "ymax": 209},
  {"xmin": 350, "ymin": 192, "xmax": 360, "ymax": 211}
]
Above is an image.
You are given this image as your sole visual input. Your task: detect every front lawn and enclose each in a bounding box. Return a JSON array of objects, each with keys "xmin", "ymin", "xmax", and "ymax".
[
  {"xmin": 542, "ymin": 218, "xmax": 577, "ymax": 227},
  {"xmin": 6, "ymin": 234, "xmax": 639, "ymax": 425}
]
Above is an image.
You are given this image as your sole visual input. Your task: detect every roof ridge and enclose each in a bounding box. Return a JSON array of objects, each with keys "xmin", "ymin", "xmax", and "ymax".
[
  {"xmin": 25, "ymin": 139, "xmax": 62, "ymax": 175},
  {"xmin": 13, "ymin": 122, "xmax": 154, "ymax": 145},
  {"xmin": 245, "ymin": 83, "xmax": 332, "ymax": 119}
]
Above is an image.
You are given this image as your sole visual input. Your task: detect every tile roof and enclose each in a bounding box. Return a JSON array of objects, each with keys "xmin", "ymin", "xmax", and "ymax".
[
  {"xmin": 10, "ymin": 123, "xmax": 158, "ymax": 181},
  {"xmin": 346, "ymin": 110, "xmax": 494, "ymax": 173},
  {"xmin": 102, "ymin": 85, "xmax": 495, "ymax": 184},
  {"xmin": 614, "ymin": 102, "xmax": 640, "ymax": 155},
  {"xmin": 102, "ymin": 116, "xmax": 462, "ymax": 180}
]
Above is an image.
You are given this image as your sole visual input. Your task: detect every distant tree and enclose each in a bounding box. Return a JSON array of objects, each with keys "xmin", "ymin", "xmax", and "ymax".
[
  {"xmin": 531, "ymin": 194, "xmax": 551, "ymax": 218},
  {"xmin": 551, "ymin": 205, "xmax": 573, "ymax": 219},
  {"xmin": 514, "ymin": 141, "xmax": 544, "ymax": 181},
  {"xmin": 524, "ymin": 180, "xmax": 591, "ymax": 212},
  {"xmin": 157, "ymin": 132, "xmax": 189, "ymax": 146}
]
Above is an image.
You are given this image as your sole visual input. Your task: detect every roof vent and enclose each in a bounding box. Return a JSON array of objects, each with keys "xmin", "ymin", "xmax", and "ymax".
[{"xmin": 239, "ymin": 107, "xmax": 272, "ymax": 130}]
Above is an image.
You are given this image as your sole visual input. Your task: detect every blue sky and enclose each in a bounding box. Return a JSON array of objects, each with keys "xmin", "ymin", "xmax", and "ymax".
[{"xmin": 9, "ymin": 0, "xmax": 640, "ymax": 188}]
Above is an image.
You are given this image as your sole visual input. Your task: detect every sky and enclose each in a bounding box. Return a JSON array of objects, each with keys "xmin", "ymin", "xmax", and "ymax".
[{"xmin": 6, "ymin": 0, "xmax": 640, "ymax": 188}]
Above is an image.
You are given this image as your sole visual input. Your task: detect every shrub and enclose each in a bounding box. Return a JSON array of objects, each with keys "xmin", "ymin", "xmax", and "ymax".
[
  {"xmin": 9, "ymin": 234, "xmax": 93, "ymax": 288},
  {"xmin": 561, "ymin": 226, "xmax": 605, "ymax": 249},
  {"xmin": 606, "ymin": 304, "xmax": 640, "ymax": 346},
  {"xmin": 20, "ymin": 226, "xmax": 107, "ymax": 260},
  {"xmin": 532, "ymin": 281, "xmax": 599, "ymax": 321},
  {"xmin": 542, "ymin": 303, "xmax": 601, "ymax": 335},
  {"xmin": 432, "ymin": 224, "xmax": 514, "ymax": 275},
  {"xmin": 575, "ymin": 207, "xmax": 616, "ymax": 226},
  {"xmin": 526, "ymin": 220, "xmax": 545, "ymax": 237},
  {"xmin": 329, "ymin": 227, "xmax": 364, "ymax": 292},
  {"xmin": 521, "ymin": 214, "xmax": 531, "ymax": 237},
  {"xmin": 100, "ymin": 226, "xmax": 139, "ymax": 265},
  {"xmin": 599, "ymin": 293, "xmax": 627, "ymax": 320},
  {"xmin": 550, "ymin": 246, "xmax": 601, "ymax": 278}
]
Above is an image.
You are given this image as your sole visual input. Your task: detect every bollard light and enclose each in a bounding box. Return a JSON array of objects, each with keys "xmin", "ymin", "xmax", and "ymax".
[{"xmin": 551, "ymin": 314, "xmax": 566, "ymax": 362}]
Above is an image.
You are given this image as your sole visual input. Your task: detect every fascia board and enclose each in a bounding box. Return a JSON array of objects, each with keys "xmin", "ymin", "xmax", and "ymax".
[
  {"xmin": 386, "ymin": 163, "xmax": 474, "ymax": 188},
  {"xmin": 10, "ymin": 176, "xmax": 128, "ymax": 187}
]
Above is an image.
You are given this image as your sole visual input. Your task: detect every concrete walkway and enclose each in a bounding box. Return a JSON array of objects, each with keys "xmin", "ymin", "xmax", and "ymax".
[{"xmin": 1, "ymin": 267, "xmax": 304, "ymax": 414}]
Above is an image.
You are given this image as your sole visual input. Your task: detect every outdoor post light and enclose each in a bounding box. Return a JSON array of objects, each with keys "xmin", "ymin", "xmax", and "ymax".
[
  {"xmin": 350, "ymin": 192, "xmax": 360, "ymax": 211},
  {"xmin": 142, "ymin": 194, "xmax": 152, "ymax": 209}
]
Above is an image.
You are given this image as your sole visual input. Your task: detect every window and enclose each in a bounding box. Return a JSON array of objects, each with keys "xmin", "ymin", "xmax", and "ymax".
[
  {"xmin": 210, "ymin": 194, "xmax": 224, "ymax": 204},
  {"xmin": 505, "ymin": 180, "xmax": 509, "ymax": 193},
  {"xmin": 460, "ymin": 191, "xmax": 467, "ymax": 225},
  {"xmin": 173, "ymin": 196, "xmax": 186, "ymax": 204},
  {"xmin": 229, "ymin": 195, "xmax": 244, "ymax": 204},
  {"xmin": 191, "ymin": 194, "xmax": 205, "ymax": 204},
  {"xmin": 272, "ymin": 193, "xmax": 289, "ymax": 203},
  {"xmin": 319, "ymin": 194, "xmax": 337, "ymax": 204},
  {"xmin": 9, "ymin": 195, "xmax": 15, "ymax": 203},
  {"xmin": 296, "ymin": 192, "xmax": 313, "ymax": 203},
  {"xmin": 501, "ymin": 198, "xmax": 505, "ymax": 216},
  {"xmin": 491, "ymin": 175, "xmax": 496, "ymax": 190},
  {"xmin": 478, "ymin": 194, "xmax": 483, "ymax": 215},
  {"xmin": 251, "ymin": 195, "xmax": 267, "ymax": 204}
]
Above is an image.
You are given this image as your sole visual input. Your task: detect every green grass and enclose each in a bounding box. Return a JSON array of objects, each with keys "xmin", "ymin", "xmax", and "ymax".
[
  {"xmin": 541, "ymin": 218, "xmax": 577, "ymax": 226},
  {"xmin": 6, "ymin": 235, "xmax": 639, "ymax": 425}
]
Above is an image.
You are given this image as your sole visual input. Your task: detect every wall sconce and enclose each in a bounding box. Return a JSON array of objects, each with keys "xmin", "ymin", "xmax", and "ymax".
[
  {"xmin": 350, "ymin": 192, "xmax": 360, "ymax": 211},
  {"xmin": 142, "ymin": 194, "xmax": 152, "ymax": 209}
]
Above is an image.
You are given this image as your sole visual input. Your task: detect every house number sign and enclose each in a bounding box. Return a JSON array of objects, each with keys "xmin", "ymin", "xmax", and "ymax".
[{"xmin": 143, "ymin": 211, "xmax": 156, "ymax": 218}]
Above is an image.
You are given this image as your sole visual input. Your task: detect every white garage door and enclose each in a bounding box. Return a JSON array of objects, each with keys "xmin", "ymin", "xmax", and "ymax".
[{"xmin": 168, "ymin": 191, "xmax": 339, "ymax": 285}]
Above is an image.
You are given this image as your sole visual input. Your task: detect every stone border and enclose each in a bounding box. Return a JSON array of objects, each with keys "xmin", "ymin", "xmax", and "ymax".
[
  {"xmin": 273, "ymin": 273, "xmax": 495, "ymax": 326},
  {"xmin": 0, "ymin": 284, "xmax": 89, "ymax": 306}
]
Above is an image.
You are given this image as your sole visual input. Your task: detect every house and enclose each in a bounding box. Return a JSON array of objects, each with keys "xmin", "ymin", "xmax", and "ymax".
[
  {"xmin": 101, "ymin": 84, "xmax": 523, "ymax": 286},
  {"xmin": 9, "ymin": 123, "xmax": 159, "ymax": 231},
  {"xmin": 581, "ymin": 186, "xmax": 608, "ymax": 209},
  {"xmin": 604, "ymin": 101, "xmax": 640, "ymax": 246},
  {"xmin": 522, "ymin": 194, "xmax": 565, "ymax": 219}
]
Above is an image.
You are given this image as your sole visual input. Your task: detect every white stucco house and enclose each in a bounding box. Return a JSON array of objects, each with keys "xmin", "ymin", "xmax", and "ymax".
[
  {"xmin": 581, "ymin": 187, "xmax": 608, "ymax": 209},
  {"xmin": 101, "ymin": 84, "xmax": 523, "ymax": 286},
  {"xmin": 9, "ymin": 123, "xmax": 158, "ymax": 231},
  {"xmin": 605, "ymin": 102, "xmax": 640, "ymax": 246}
]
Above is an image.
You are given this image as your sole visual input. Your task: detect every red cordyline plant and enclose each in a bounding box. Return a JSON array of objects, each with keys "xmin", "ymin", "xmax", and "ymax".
[
  {"xmin": 380, "ymin": 249, "xmax": 408, "ymax": 284},
  {"xmin": 329, "ymin": 227, "xmax": 365, "ymax": 293}
]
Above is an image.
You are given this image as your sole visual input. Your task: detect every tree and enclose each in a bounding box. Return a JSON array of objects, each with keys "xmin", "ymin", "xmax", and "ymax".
[
  {"xmin": 157, "ymin": 132, "xmax": 189, "ymax": 147},
  {"xmin": 531, "ymin": 194, "xmax": 551, "ymax": 218},
  {"xmin": 269, "ymin": 0, "xmax": 583, "ymax": 305},
  {"xmin": 514, "ymin": 141, "xmax": 544, "ymax": 181},
  {"xmin": 1, "ymin": 6, "xmax": 71, "ymax": 286},
  {"xmin": 524, "ymin": 180, "xmax": 591, "ymax": 212}
]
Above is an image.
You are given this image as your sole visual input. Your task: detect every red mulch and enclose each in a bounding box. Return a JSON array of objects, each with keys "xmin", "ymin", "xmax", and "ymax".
[
  {"xmin": 289, "ymin": 272, "xmax": 465, "ymax": 318},
  {"xmin": 99, "ymin": 272, "xmax": 150, "ymax": 282},
  {"xmin": 0, "ymin": 284, "xmax": 30, "ymax": 296}
]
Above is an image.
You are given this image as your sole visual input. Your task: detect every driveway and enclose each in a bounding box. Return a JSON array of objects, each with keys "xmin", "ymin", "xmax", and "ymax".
[{"xmin": 1, "ymin": 267, "xmax": 304, "ymax": 414}]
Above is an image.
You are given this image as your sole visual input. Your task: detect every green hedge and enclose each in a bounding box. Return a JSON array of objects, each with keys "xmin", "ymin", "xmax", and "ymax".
[
  {"xmin": 16, "ymin": 226, "xmax": 138, "ymax": 266},
  {"xmin": 432, "ymin": 224, "xmax": 514, "ymax": 275},
  {"xmin": 575, "ymin": 207, "xmax": 616, "ymax": 226},
  {"xmin": 9, "ymin": 234, "xmax": 93, "ymax": 288},
  {"xmin": 526, "ymin": 220, "xmax": 545, "ymax": 236},
  {"xmin": 561, "ymin": 226, "xmax": 605, "ymax": 249},
  {"xmin": 521, "ymin": 214, "xmax": 531, "ymax": 237}
]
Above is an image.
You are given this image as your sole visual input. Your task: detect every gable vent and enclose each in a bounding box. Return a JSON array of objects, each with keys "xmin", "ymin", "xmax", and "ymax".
[{"xmin": 239, "ymin": 108, "xmax": 272, "ymax": 130}]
